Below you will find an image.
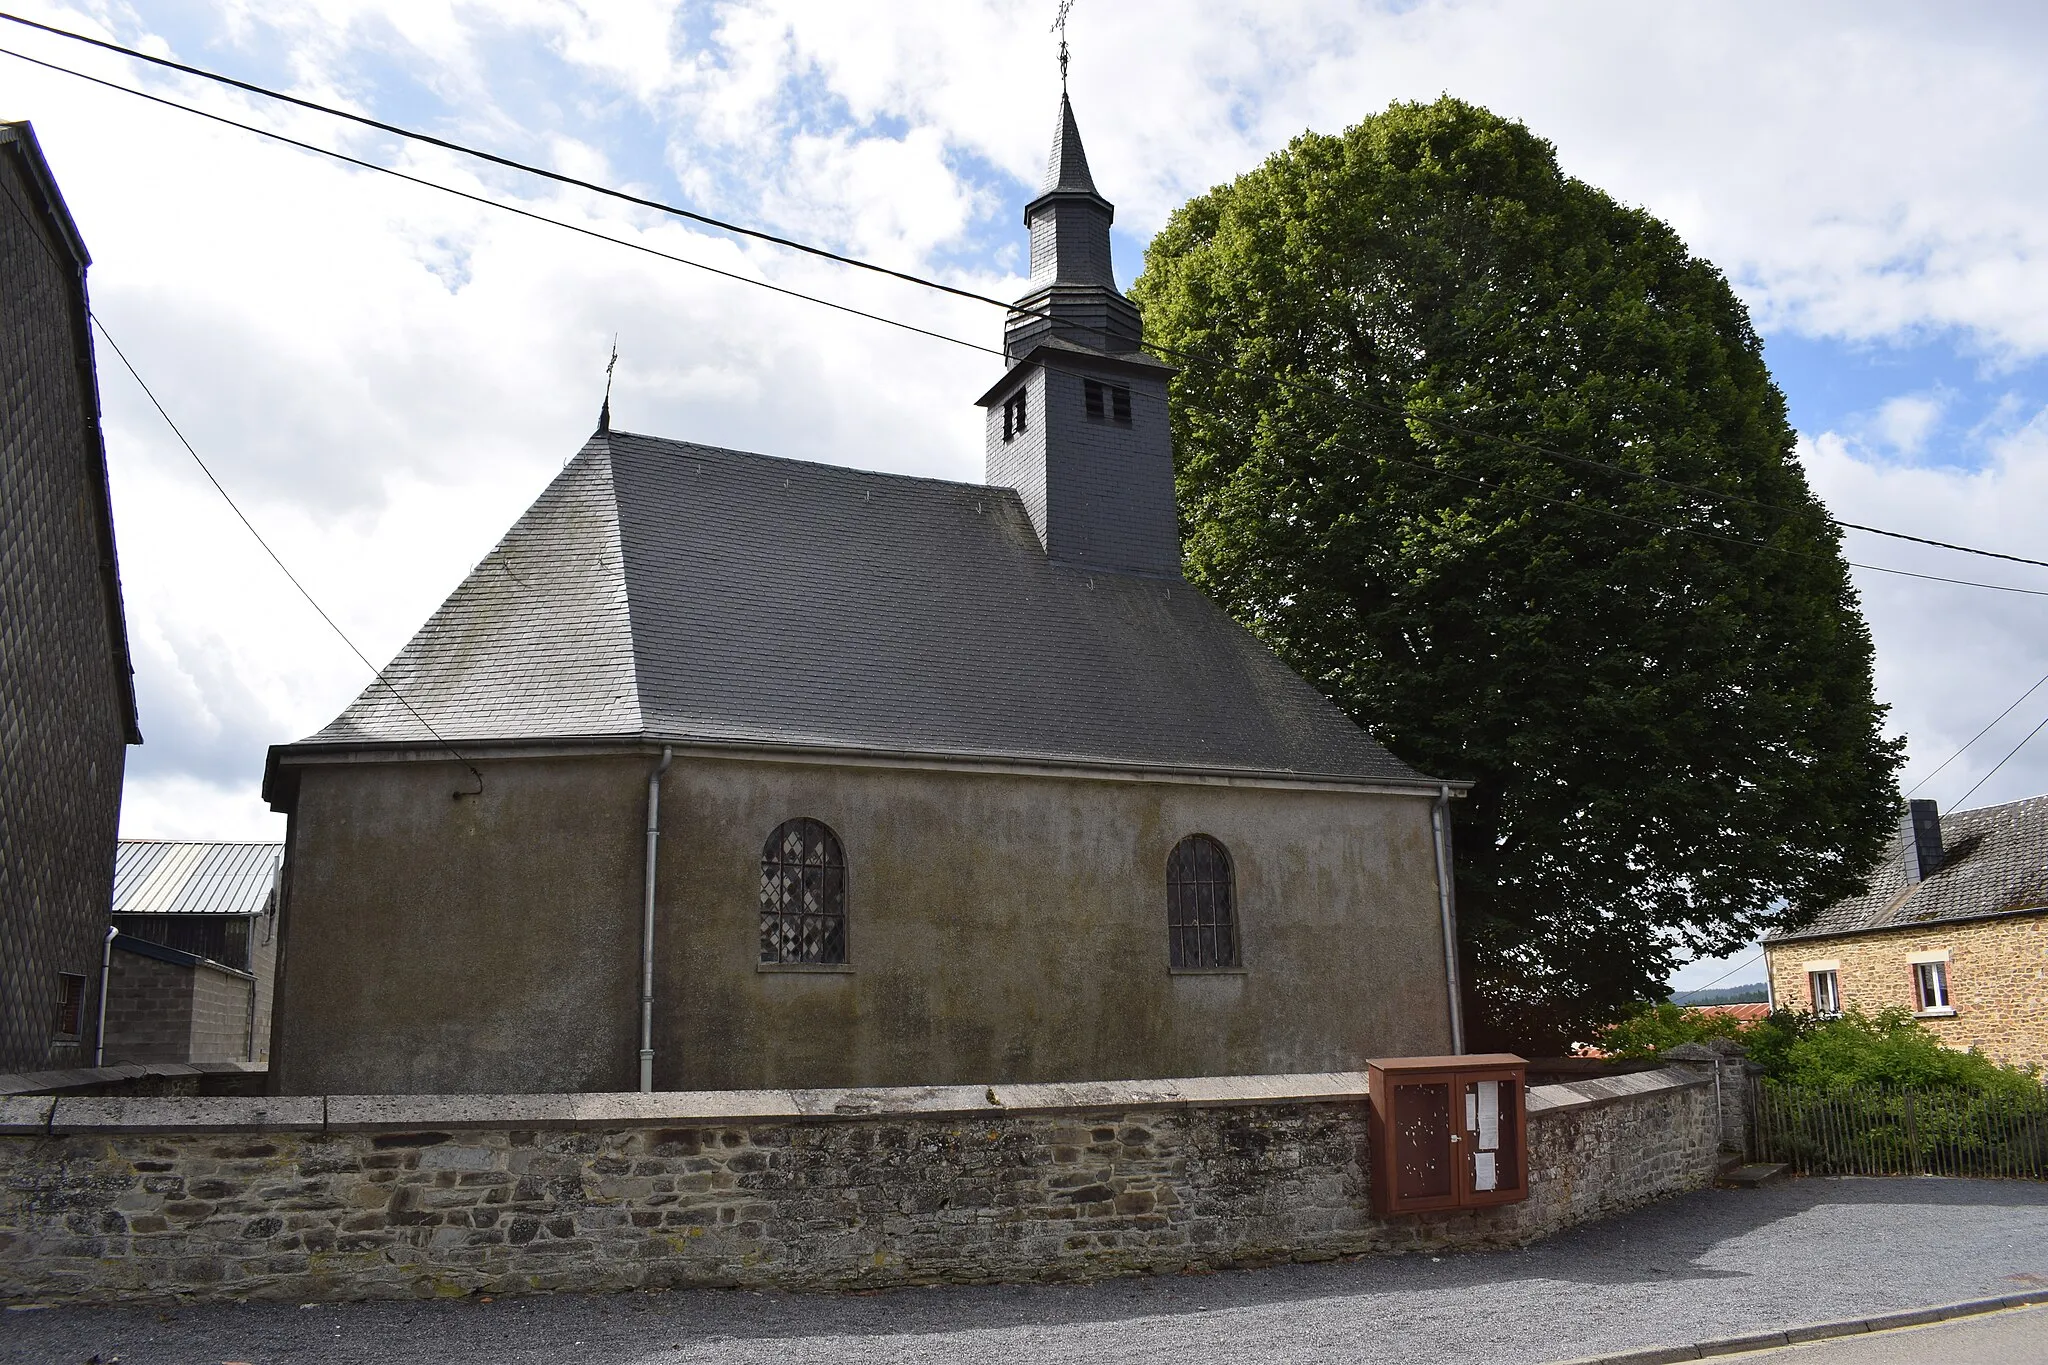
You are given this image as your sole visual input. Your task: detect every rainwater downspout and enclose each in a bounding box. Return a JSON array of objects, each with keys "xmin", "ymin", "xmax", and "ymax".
[
  {"xmin": 94, "ymin": 923, "xmax": 117, "ymax": 1067},
  {"xmin": 1431, "ymin": 783, "xmax": 1466, "ymax": 1055},
  {"xmin": 639, "ymin": 746, "xmax": 673, "ymax": 1093}
]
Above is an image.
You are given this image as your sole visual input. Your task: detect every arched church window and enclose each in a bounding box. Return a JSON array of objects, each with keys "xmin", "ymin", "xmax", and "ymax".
[
  {"xmin": 760, "ymin": 818, "xmax": 848, "ymax": 965},
  {"xmin": 1167, "ymin": 834, "xmax": 1239, "ymax": 969}
]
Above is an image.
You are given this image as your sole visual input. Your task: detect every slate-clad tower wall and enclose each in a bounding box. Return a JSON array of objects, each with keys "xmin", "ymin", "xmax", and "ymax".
[
  {"xmin": 0, "ymin": 123, "xmax": 140, "ymax": 1073},
  {"xmin": 983, "ymin": 94, "xmax": 1180, "ymax": 578}
]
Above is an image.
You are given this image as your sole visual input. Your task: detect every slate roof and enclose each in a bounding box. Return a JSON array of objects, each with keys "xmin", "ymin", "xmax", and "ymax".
[
  {"xmin": 1769, "ymin": 793, "xmax": 2048, "ymax": 943},
  {"xmin": 113, "ymin": 840, "xmax": 282, "ymax": 916},
  {"xmin": 1039, "ymin": 93, "xmax": 1100, "ymax": 198},
  {"xmin": 292, "ymin": 431, "xmax": 1428, "ymax": 786}
]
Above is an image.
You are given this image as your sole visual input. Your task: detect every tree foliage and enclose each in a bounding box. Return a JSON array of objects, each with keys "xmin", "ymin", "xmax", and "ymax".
[
  {"xmin": 1132, "ymin": 98, "xmax": 1903, "ymax": 1052},
  {"xmin": 1599, "ymin": 1005, "xmax": 2041, "ymax": 1095}
]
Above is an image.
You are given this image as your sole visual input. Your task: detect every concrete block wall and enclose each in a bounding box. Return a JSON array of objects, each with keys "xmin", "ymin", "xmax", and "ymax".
[
  {"xmin": 0, "ymin": 1066, "xmax": 1719, "ymax": 1304},
  {"xmin": 101, "ymin": 949, "xmax": 256, "ymax": 1066}
]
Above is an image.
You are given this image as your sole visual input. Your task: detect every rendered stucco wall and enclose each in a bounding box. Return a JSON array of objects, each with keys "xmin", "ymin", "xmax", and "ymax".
[
  {"xmin": 268, "ymin": 751, "xmax": 1453, "ymax": 1096},
  {"xmin": 0, "ymin": 1067, "xmax": 1716, "ymax": 1304},
  {"xmin": 1766, "ymin": 912, "xmax": 2048, "ymax": 1068}
]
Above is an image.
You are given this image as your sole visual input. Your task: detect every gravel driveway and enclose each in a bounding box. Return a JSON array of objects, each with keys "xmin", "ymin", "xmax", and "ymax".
[{"xmin": 7, "ymin": 1177, "xmax": 2047, "ymax": 1364}]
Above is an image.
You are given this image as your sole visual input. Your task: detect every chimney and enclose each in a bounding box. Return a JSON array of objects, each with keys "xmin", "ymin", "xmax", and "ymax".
[{"xmin": 1901, "ymin": 799, "xmax": 1943, "ymax": 884}]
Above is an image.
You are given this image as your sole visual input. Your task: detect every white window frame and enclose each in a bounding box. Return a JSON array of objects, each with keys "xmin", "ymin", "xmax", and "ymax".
[
  {"xmin": 1806, "ymin": 967, "xmax": 1841, "ymax": 1017},
  {"xmin": 1911, "ymin": 954, "xmax": 1954, "ymax": 1016}
]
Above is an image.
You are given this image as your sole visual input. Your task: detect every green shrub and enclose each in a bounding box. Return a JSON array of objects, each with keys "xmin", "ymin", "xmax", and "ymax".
[
  {"xmin": 1776, "ymin": 1008, "xmax": 2040, "ymax": 1096},
  {"xmin": 1598, "ymin": 1002, "xmax": 2041, "ymax": 1096}
]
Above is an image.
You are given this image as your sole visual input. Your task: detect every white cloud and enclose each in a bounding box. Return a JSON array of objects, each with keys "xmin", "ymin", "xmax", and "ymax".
[
  {"xmin": 1868, "ymin": 392, "xmax": 1948, "ymax": 460},
  {"xmin": 6, "ymin": 0, "xmax": 2048, "ymax": 863}
]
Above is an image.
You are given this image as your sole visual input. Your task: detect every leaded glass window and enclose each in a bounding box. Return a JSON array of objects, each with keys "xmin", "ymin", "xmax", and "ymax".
[
  {"xmin": 1167, "ymin": 833, "xmax": 1239, "ymax": 969},
  {"xmin": 760, "ymin": 818, "xmax": 848, "ymax": 964}
]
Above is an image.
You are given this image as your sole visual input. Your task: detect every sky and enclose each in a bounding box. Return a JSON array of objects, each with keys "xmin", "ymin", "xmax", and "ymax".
[{"xmin": 5, "ymin": 1, "xmax": 2048, "ymax": 993}]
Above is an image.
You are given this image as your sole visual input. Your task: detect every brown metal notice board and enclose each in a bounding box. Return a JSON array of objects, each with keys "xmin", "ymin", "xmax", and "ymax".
[{"xmin": 1367, "ymin": 1054, "xmax": 1529, "ymax": 1216}]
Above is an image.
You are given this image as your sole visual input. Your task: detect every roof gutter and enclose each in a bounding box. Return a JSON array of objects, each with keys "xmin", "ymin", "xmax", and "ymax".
[
  {"xmin": 271, "ymin": 734, "xmax": 1472, "ymax": 800},
  {"xmin": 639, "ymin": 746, "xmax": 673, "ymax": 1093}
]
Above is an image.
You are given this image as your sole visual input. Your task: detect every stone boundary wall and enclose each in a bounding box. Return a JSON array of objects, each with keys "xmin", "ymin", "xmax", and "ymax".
[{"xmin": 0, "ymin": 1067, "xmax": 1717, "ymax": 1304}]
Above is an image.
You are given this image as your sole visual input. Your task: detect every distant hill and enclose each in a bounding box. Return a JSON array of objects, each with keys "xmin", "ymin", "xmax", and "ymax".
[{"xmin": 1672, "ymin": 983, "xmax": 1769, "ymax": 1006}]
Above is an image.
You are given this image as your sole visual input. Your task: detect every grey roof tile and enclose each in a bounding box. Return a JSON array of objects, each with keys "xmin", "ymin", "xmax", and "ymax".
[
  {"xmin": 299, "ymin": 432, "xmax": 1427, "ymax": 784},
  {"xmin": 1770, "ymin": 793, "xmax": 2048, "ymax": 942}
]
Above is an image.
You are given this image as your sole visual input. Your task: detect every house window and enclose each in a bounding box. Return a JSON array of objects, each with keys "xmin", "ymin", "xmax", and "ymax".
[
  {"xmin": 1913, "ymin": 960, "xmax": 1952, "ymax": 1013},
  {"xmin": 1808, "ymin": 969, "xmax": 1840, "ymax": 1016},
  {"xmin": 52, "ymin": 973, "xmax": 85, "ymax": 1039},
  {"xmin": 1002, "ymin": 391, "xmax": 1028, "ymax": 441},
  {"xmin": 760, "ymin": 818, "xmax": 848, "ymax": 965},
  {"xmin": 1084, "ymin": 380, "xmax": 1132, "ymax": 424},
  {"xmin": 1167, "ymin": 834, "xmax": 1239, "ymax": 969}
]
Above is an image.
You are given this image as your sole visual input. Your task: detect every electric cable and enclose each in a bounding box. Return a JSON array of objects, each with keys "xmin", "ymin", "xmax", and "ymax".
[
  {"xmin": 7, "ymin": 33, "xmax": 2047, "ymax": 600},
  {"xmin": 0, "ymin": 10, "xmax": 1027, "ymax": 317},
  {"xmin": 90, "ymin": 318, "xmax": 488, "ymax": 797},
  {"xmin": 3, "ymin": 139, "xmax": 486, "ymax": 793},
  {"xmin": 1674, "ymin": 951, "xmax": 1765, "ymax": 999},
  {"xmin": 7, "ymin": 12, "xmax": 2048, "ymax": 578},
  {"xmin": 1948, "ymin": 707, "xmax": 2048, "ymax": 812},
  {"xmin": 0, "ymin": 42, "xmax": 1008, "ymax": 359},
  {"xmin": 1904, "ymin": 664, "xmax": 2048, "ymax": 796}
]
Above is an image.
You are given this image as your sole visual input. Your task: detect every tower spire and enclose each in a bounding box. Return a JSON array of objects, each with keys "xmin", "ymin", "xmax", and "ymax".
[{"xmin": 597, "ymin": 335, "xmax": 617, "ymax": 434}]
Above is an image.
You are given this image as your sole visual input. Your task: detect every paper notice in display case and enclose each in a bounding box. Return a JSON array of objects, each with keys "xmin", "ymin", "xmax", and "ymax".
[
  {"xmin": 1478, "ymin": 1080, "xmax": 1500, "ymax": 1149},
  {"xmin": 1473, "ymin": 1150, "xmax": 1498, "ymax": 1192}
]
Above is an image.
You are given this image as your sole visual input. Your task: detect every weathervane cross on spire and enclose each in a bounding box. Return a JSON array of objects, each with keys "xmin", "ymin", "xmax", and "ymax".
[{"xmin": 1052, "ymin": 0, "xmax": 1075, "ymax": 90}]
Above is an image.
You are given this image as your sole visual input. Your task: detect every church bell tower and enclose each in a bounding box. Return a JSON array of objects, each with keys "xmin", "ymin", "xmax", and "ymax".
[{"xmin": 978, "ymin": 93, "xmax": 1180, "ymax": 578}]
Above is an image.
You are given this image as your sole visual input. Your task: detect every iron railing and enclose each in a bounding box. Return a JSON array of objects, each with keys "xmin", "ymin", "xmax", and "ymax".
[{"xmin": 1752, "ymin": 1079, "xmax": 2048, "ymax": 1179}]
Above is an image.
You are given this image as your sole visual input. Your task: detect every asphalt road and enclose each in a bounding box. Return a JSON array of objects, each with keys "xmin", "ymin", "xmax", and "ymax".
[
  {"xmin": 1739, "ymin": 1303, "xmax": 2048, "ymax": 1362},
  {"xmin": 5, "ymin": 1177, "xmax": 2046, "ymax": 1365}
]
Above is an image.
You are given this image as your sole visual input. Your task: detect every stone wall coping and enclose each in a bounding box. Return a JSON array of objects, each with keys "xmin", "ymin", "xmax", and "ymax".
[
  {"xmin": 47, "ymin": 1095, "xmax": 324, "ymax": 1135},
  {"xmin": 0, "ymin": 1067, "xmax": 1713, "ymax": 1136},
  {"xmin": 1527, "ymin": 1066, "xmax": 1710, "ymax": 1116},
  {"xmin": 0, "ymin": 1095, "xmax": 56, "ymax": 1133}
]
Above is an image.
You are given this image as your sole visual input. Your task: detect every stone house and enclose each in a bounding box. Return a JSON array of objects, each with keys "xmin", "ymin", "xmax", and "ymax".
[
  {"xmin": 1765, "ymin": 795, "xmax": 2048, "ymax": 1068},
  {"xmin": 0, "ymin": 120, "xmax": 142, "ymax": 1074},
  {"xmin": 101, "ymin": 840, "xmax": 283, "ymax": 1066},
  {"xmin": 262, "ymin": 95, "xmax": 1466, "ymax": 1097}
]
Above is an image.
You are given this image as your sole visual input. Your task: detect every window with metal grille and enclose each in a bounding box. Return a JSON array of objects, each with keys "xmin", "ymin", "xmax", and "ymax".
[
  {"xmin": 759, "ymin": 818, "xmax": 848, "ymax": 964},
  {"xmin": 52, "ymin": 973, "xmax": 84, "ymax": 1038},
  {"xmin": 1167, "ymin": 833, "xmax": 1239, "ymax": 969}
]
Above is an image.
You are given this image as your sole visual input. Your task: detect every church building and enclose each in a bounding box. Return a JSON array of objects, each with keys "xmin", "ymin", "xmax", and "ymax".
[{"xmin": 262, "ymin": 96, "xmax": 1464, "ymax": 1096}]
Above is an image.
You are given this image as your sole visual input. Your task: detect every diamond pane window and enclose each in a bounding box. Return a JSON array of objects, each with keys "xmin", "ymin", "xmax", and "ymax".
[
  {"xmin": 759, "ymin": 818, "xmax": 848, "ymax": 965},
  {"xmin": 1167, "ymin": 833, "xmax": 1239, "ymax": 969}
]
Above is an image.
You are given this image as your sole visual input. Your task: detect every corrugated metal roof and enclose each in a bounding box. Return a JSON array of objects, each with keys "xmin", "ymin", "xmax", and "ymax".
[{"xmin": 113, "ymin": 840, "xmax": 282, "ymax": 916}]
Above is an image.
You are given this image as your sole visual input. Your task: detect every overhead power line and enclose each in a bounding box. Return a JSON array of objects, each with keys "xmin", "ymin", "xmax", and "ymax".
[
  {"xmin": 8, "ymin": 23, "xmax": 2048, "ymax": 601},
  {"xmin": 1905, "ymin": 665, "xmax": 2048, "ymax": 797},
  {"xmin": 1949, "ymin": 707, "xmax": 2048, "ymax": 812},
  {"xmin": 0, "ymin": 10, "xmax": 1025, "ymax": 317},
  {"xmin": 0, "ymin": 153, "xmax": 484, "ymax": 792},
  {"xmin": 93, "ymin": 319, "xmax": 488, "ymax": 797},
  {"xmin": 12, "ymin": 10, "xmax": 2044, "ymax": 580},
  {"xmin": 0, "ymin": 43, "xmax": 1002, "ymax": 357}
]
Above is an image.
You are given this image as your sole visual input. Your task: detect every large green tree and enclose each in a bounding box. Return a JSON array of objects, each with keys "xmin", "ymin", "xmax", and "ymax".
[{"xmin": 1132, "ymin": 97, "xmax": 1903, "ymax": 1053}]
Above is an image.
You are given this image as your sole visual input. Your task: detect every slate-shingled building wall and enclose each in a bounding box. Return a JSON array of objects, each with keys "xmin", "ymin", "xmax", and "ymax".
[
  {"xmin": 262, "ymin": 95, "xmax": 1463, "ymax": 1096},
  {"xmin": 0, "ymin": 122, "xmax": 141, "ymax": 1074}
]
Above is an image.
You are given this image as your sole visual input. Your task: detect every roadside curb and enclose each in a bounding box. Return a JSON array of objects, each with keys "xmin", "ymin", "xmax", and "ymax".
[{"xmin": 1545, "ymin": 1288, "xmax": 2048, "ymax": 1364}]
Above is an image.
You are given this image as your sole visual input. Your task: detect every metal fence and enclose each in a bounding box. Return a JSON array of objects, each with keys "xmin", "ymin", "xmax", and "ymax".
[{"xmin": 1752, "ymin": 1080, "xmax": 2048, "ymax": 1179}]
